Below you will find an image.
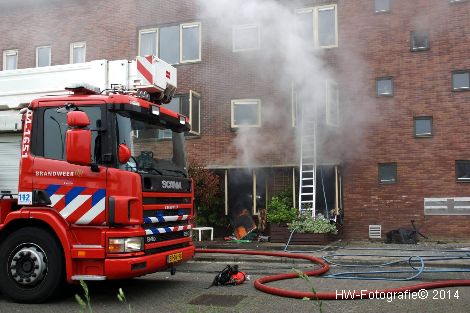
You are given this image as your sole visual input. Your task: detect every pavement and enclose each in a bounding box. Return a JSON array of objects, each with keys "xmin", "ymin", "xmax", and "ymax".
[
  {"xmin": 194, "ymin": 238, "xmax": 470, "ymax": 268},
  {"xmin": 0, "ymin": 239, "xmax": 469, "ymax": 312}
]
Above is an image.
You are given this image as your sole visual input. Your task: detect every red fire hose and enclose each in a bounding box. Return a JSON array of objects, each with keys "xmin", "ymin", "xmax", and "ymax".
[{"xmin": 195, "ymin": 248, "xmax": 470, "ymax": 300}]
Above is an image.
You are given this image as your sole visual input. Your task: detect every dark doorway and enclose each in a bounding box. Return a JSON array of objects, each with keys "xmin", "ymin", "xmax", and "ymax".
[{"xmin": 315, "ymin": 165, "xmax": 342, "ymax": 220}]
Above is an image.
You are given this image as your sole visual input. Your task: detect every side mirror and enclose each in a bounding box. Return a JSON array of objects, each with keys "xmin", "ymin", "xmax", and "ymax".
[
  {"xmin": 66, "ymin": 111, "xmax": 92, "ymax": 166},
  {"xmin": 118, "ymin": 144, "xmax": 131, "ymax": 164},
  {"xmin": 67, "ymin": 111, "xmax": 90, "ymax": 128}
]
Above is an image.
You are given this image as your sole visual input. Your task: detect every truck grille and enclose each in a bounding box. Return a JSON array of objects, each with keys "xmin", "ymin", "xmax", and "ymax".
[
  {"xmin": 143, "ymin": 193, "xmax": 192, "ymax": 247},
  {"xmin": 145, "ymin": 242, "xmax": 190, "ymax": 255}
]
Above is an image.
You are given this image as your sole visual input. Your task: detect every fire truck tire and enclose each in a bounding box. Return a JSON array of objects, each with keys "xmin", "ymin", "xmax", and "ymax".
[{"xmin": 0, "ymin": 227, "xmax": 64, "ymax": 303}]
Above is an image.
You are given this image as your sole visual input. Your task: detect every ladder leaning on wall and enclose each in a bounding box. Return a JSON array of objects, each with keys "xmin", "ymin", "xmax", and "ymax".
[{"xmin": 297, "ymin": 100, "xmax": 317, "ymax": 218}]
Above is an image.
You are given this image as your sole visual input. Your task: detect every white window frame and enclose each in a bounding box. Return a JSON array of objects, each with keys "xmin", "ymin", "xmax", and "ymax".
[
  {"xmin": 296, "ymin": 4, "xmax": 338, "ymax": 48},
  {"xmin": 36, "ymin": 45, "xmax": 51, "ymax": 67},
  {"xmin": 326, "ymin": 80, "xmax": 340, "ymax": 127},
  {"xmin": 139, "ymin": 22, "xmax": 201, "ymax": 64},
  {"xmin": 291, "ymin": 82, "xmax": 298, "ymax": 127},
  {"xmin": 189, "ymin": 90, "xmax": 201, "ymax": 135},
  {"xmin": 231, "ymin": 99, "xmax": 262, "ymax": 128},
  {"xmin": 232, "ymin": 24, "xmax": 261, "ymax": 52},
  {"xmin": 70, "ymin": 42, "xmax": 86, "ymax": 64},
  {"xmin": 180, "ymin": 22, "xmax": 202, "ymax": 63},
  {"xmin": 138, "ymin": 28, "xmax": 158, "ymax": 57},
  {"xmin": 3, "ymin": 49, "xmax": 18, "ymax": 70},
  {"xmin": 223, "ymin": 169, "xmax": 267, "ymax": 216}
]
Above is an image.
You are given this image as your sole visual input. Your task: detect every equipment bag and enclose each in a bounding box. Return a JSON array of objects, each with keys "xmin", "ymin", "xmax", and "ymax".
[{"xmin": 207, "ymin": 265, "xmax": 247, "ymax": 288}]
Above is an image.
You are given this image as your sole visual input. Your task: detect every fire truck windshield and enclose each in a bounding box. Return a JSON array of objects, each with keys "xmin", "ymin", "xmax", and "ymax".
[{"xmin": 115, "ymin": 110, "xmax": 187, "ymax": 177}]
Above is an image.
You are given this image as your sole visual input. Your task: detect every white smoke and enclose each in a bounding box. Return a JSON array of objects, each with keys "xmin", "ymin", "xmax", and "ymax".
[{"xmin": 197, "ymin": 0, "xmax": 373, "ymax": 167}]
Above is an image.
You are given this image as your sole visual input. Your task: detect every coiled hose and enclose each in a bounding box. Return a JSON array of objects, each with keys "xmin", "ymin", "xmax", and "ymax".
[{"xmin": 195, "ymin": 248, "xmax": 470, "ymax": 300}]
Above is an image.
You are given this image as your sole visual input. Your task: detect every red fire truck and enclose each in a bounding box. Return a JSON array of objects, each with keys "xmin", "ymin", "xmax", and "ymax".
[{"xmin": 0, "ymin": 56, "xmax": 195, "ymax": 303}]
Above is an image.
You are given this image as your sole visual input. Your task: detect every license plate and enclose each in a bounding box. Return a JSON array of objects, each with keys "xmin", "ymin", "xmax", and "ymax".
[{"xmin": 167, "ymin": 252, "xmax": 183, "ymax": 264}]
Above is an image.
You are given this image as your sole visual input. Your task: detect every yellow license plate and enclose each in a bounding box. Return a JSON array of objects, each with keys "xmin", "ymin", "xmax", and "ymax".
[{"xmin": 167, "ymin": 252, "xmax": 183, "ymax": 264}]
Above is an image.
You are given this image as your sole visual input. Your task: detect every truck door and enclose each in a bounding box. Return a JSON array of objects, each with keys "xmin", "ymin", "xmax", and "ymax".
[{"xmin": 31, "ymin": 103, "xmax": 108, "ymax": 225}]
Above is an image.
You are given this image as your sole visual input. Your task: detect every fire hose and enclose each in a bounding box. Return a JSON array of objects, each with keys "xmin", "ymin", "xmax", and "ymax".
[{"xmin": 195, "ymin": 248, "xmax": 470, "ymax": 300}]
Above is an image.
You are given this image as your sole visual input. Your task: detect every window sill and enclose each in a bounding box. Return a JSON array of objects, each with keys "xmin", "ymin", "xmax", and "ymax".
[
  {"xmin": 175, "ymin": 60, "xmax": 202, "ymax": 66},
  {"xmin": 449, "ymin": 0, "xmax": 469, "ymax": 5},
  {"xmin": 410, "ymin": 47, "xmax": 430, "ymax": 52},
  {"xmin": 379, "ymin": 180, "xmax": 397, "ymax": 185},
  {"xmin": 414, "ymin": 134, "xmax": 433, "ymax": 138},
  {"xmin": 320, "ymin": 45, "xmax": 339, "ymax": 50},
  {"xmin": 374, "ymin": 10, "xmax": 391, "ymax": 14},
  {"xmin": 231, "ymin": 126, "xmax": 261, "ymax": 132},
  {"xmin": 233, "ymin": 48, "xmax": 261, "ymax": 53},
  {"xmin": 185, "ymin": 133, "xmax": 201, "ymax": 139},
  {"xmin": 452, "ymin": 88, "xmax": 470, "ymax": 92}
]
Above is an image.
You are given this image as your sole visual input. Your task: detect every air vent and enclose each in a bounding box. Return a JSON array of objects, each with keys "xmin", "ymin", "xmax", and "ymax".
[{"xmin": 369, "ymin": 225, "xmax": 382, "ymax": 239}]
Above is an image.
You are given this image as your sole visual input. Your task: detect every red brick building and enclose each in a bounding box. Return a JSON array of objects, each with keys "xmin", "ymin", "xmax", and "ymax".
[{"xmin": 1, "ymin": 0, "xmax": 469, "ymax": 239}]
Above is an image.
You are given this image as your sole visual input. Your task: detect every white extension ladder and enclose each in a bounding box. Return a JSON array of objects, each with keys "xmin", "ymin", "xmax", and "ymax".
[{"xmin": 298, "ymin": 103, "xmax": 317, "ymax": 218}]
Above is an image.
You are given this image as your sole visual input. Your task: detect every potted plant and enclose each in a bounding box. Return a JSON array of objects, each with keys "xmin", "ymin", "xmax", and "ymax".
[
  {"xmin": 287, "ymin": 214, "xmax": 338, "ymax": 245},
  {"xmin": 288, "ymin": 213, "xmax": 337, "ymax": 234},
  {"xmin": 266, "ymin": 191, "xmax": 297, "ymax": 242}
]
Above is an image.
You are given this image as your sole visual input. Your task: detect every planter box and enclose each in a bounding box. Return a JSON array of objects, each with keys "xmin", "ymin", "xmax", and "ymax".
[{"xmin": 270, "ymin": 224, "xmax": 336, "ymax": 245}]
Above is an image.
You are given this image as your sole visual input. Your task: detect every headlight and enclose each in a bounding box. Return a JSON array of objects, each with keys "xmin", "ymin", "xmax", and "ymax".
[{"xmin": 108, "ymin": 237, "xmax": 144, "ymax": 253}]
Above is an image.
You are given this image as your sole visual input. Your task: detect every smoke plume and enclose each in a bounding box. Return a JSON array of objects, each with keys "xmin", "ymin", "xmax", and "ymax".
[{"xmin": 197, "ymin": 0, "xmax": 372, "ymax": 168}]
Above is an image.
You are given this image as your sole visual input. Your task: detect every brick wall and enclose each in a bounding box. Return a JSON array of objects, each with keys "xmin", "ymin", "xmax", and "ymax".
[{"xmin": 336, "ymin": 0, "xmax": 470, "ymax": 239}]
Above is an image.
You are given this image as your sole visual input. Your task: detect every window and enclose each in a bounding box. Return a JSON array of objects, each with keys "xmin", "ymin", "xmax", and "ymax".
[
  {"xmin": 452, "ymin": 70, "xmax": 470, "ymax": 91},
  {"xmin": 379, "ymin": 163, "xmax": 397, "ymax": 184},
  {"xmin": 36, "ymin": 46, "xmax": 51, "ymax": 67},
  {"xmin": 414, "ymin": 117, "xmax": 432, "ymax": 137},
  {"xmin": 70, "ymin": 42, "xmax": 86, "ymax": 64},
  {"xmin": 232, "ymin": 24, "xmax": 260, "ymax": 52},
  {"xmin": 326, "ymin": 81, "xmax": 339, "ymax": 127},
  {"xmin": 296, "ymin": 4, "xmax": 338, "ymax": 48},
  {"xmin": 231, "ymin": 99, "xmax": 261, "ymax": 128},
  {"xmin": 43, "ymin": 106, "xmax": 101, "ymax": 162},
  {"xmin": 456, "ymin": 161, "xmax": 470, "ymax": 182},
  {"xmin": 376, "ymin": 77, "xmax": 393, "ymax": 96},
  {"xmin": 139, "ymin": 22, "xmax": 201, "ymax": 64},
  {"xmin": 3, "ymin": 49, "xmax": 18, "ymax": 70},
  {"xmin": 189, "ymin": 90, "xmax": 201, "ymax": 135},
  {"xmin": 158, "ymin": 91, "xmax": 201, "ymax": 138},
  {"xmin": 375, "ymin": 0, "xmax": 391, "ymax": 13},
  {"xmin": 181, "ymin": 23, "xmax": 201, "ymax": 63},
  {"xmin": 139, "ymin": 29, "xmax": 158, "ymax": 57},
  {"xmin": 159, "ymin": 26, "xmax": 179, "ymax": 65},
  {"xmin": 226, "ymin": 168, "xmax": 267, "ymax": 216},
  {"xmin": 410, "ymin": 32, "xmax": 429, "ymax": 51}
]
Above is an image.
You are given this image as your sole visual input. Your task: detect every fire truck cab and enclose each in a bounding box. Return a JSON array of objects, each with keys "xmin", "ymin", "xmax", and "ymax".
[{"xmin": 0, "ymin": 56, "xmax": 195, "ymax": 303}]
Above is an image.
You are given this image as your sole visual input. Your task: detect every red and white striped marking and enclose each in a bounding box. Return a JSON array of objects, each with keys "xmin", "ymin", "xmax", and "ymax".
[
  {"xmin": 145, "ymin": 224, "xmax": 192, "ymax": 235},
  {"xmin": 136, "ymin": 55, "xmax": 154, "ymax": 85},
  {"xmin": 143, "ymin": 215, "xmax": 189, "ymax": 224}
]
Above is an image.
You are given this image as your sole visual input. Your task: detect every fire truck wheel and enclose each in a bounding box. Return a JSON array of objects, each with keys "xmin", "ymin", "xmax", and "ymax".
[{"xmin": 0, "ymin": 227, "xmax": 64, "ymax": 303}]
